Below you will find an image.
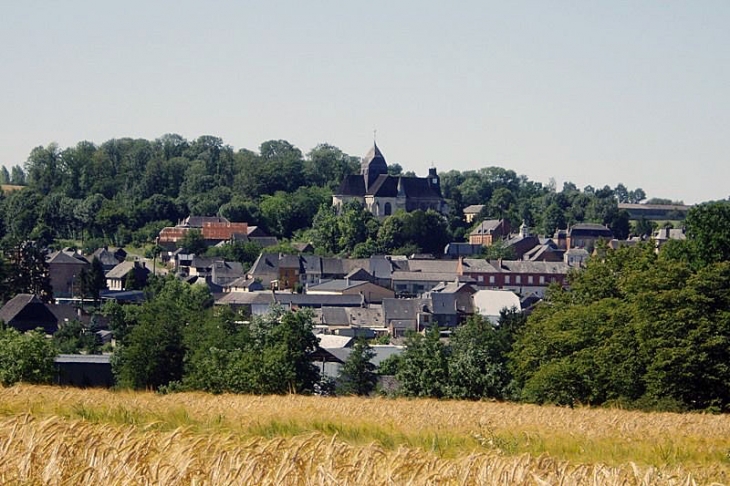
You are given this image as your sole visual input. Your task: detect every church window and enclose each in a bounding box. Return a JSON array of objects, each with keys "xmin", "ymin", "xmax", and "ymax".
[{"xmin": 384, "ymin": 202, "xmax": 392, "ymax": 215}]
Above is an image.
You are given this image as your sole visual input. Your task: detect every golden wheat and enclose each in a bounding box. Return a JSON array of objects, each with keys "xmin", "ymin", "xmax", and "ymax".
[{"xmin": 0, "ymin": 385, "xmax": 728, "ymax": 485}]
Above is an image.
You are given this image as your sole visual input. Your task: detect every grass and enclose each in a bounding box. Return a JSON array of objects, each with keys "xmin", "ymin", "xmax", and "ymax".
[{"xmin": 0, "ymin": 385, "xmax": 728, "ymax": 484}]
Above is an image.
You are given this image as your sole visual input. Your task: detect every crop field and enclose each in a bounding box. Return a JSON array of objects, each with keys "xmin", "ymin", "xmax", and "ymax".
[{"xmin": 0, "ymin": 386, "xmax": 728, "ymax": 485}]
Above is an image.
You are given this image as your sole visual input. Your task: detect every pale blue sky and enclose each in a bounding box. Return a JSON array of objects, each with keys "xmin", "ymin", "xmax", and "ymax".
[{"xmin": 1, "ymin": 1, "xmax": 728, "ymax": 204}]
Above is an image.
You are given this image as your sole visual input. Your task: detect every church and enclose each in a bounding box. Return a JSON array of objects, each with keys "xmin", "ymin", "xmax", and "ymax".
[{"xmin": 332, "ymin": 143, "xmax": 448, "ymax": 218}]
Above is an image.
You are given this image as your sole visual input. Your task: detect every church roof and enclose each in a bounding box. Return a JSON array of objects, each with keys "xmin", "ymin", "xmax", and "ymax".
[{"xmin": 361, "ymin": 142, "xmax": 387, "ymax": 171}]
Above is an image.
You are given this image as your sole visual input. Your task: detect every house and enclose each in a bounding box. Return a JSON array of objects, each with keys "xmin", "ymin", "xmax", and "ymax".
[
  {"xmin": 158, "ymin": 215, "xmax": 249, "ymax": 247},
  {"xmin": 226, "ymin": 276, "xmax": 265, "ymax": 293},
  {"xmin": 472, "ymin": 290, "xmax": 522, "ymax": 324},
  {"xmin": 653, "ymin": 227, "xmax": 686, "ymax": 251},
  {"xmin": 427, "ymin": 280, "xmax": 477, "ymax": 327},
  {"xmin": 187, "ymin": 257, "xmax": 244, "ymax": 286},
  {"xmin": 216, "ymin": 291, "xmax": 365, "ymax": 316},
  {"xmin": 332, "ymin": 142, "xmax": 448, "ymax": 218},
  {"xmin": 306, "ymin": 279, "xmax": 394, "ymax": 304},
  {"xmin": 469, "ymin": 219, "xmax": 510, "ymax": 246},
  {"xmin": 91, "ymin": 247, "xmax": 127, "ymax": 273},
  {"xmin": 382, "ymin": 298, "xmax": 433, "ymax": 337},
  {"xmin": 566, "ymin": 223, "xmax": 614, "ymax": 250},
  {"xmin": 522, "ymin": 240, "xmax": 565, "ymax": 262},
  {"xmin": 313, "ymin": 306, "xmax": 386, "ymax": 336},
  {"xmin": 0, "ymin": 294, "xmax": 58, "ymax": 334},
  {"xmin": 46, "ymin": 250, "xmax": 89, "ymax": 299},
  {"xmin": 457, "ymin": 258, "xmax": 569, "ymax": 297},
  {"xmin": 564, "ymin": 248, "xmax": 590, "ymax": 267},
  {"xmin": 463, "ymin": 204, "xmax": 485, "ymax": 223},
  {"xmin": 105, "ymin": 261, "xmax": 151, "ymax": 291}
]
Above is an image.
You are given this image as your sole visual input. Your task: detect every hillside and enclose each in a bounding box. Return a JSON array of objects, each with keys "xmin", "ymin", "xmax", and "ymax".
[{"xmin": 0, "ymin": 385, "xmax": 727, "ymax": 485}]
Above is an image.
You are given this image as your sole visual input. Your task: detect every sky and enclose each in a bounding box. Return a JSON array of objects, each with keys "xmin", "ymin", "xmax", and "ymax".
[{"xmin": 1, "ymin": 1, "xmax": 728, "ymax": 205}]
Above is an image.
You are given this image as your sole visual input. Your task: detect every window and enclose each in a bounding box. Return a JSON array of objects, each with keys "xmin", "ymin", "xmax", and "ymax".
[
  {"xmin": 505, "ymin": 275, "xmax": 511, "ymax": 284},
  {"xmin": 528, "ymin": 276, "xmax": 534, "ymax": 284},
  {"xmin": 489, "ymin": 276, "xmax": 495, "ymax": 284},
  {"xmin": 516, "ymin": 276, "xmax": 521, "ymax": 284},
  {"xmin": 384, "ymin": 202, "xmax": 392, "ymax": 216},
  {"xmin": 477, "ymin": 275, "xmax": 484, "ymax": 282},
  {"xmin": 539, "ymin": 276, "xmax": 545, "ymax": 284}
]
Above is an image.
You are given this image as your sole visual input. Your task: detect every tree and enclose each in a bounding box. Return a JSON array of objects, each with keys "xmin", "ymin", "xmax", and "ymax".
[
  {"xmin": 0, "ymin": 328, "xmax": 57, "ymax": 386},
  {"xmin": 79, "ymin": 257, "xmax": 107, "ymax": 302},
  {"xmin": 113, "ymin": 277, "xmax": 213, "ymax": 390},
  {"xmin": 337, "ymin": 338, "xmax": 377, "ymax": 396},
  {"xmin": 181, "ymin": 229, "xmax": 207, "ymax": 254},
  {"xmin": 396, "ymin": 327, "xmax": 449, "ymax": 398},
  {"xmin": 54, "ymin": 320, "xmax": 99, "ymax": 354},
  {"xmin": 7, "ymin": 240, "xmax": 52, "ymax": 302},
  {"xmin": 447, "ymin": 310, "xmax": 525, "ymax": 400},
  {"xmin": 684, "ymin": 200, "xmax": 730, "ymax": 268}
]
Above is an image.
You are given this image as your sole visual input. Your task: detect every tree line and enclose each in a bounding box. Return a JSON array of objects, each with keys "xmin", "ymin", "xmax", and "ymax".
[{"xmin": 0, "ymin": 134, "xmax": 655, "ymax": 259}]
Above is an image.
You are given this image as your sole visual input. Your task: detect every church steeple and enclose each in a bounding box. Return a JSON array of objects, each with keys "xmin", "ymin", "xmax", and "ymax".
[{"xmin": 361, "ymin": 142, "xmax": 388, "ymax": 191}]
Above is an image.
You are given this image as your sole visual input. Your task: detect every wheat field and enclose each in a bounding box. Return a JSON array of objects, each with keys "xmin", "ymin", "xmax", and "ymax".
[{"xmin": 0, "ymin": 386, "xmax": 728, "ymax": 485}]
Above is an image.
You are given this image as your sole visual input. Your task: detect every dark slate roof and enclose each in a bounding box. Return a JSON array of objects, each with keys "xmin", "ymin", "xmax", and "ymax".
[
  {"xmin": 368, "ymin": 174, "xmax": 398, "ymax": 196},
  {"xmin": 398, "ymin": 176, "xmax": 443, "ymax": 199},
  {"xmin": 0, "ymin": 294, "xmax": 44, "ymax": 323},
  {"xmin": 248, "ymin": 253, "xmax": 280, "ymax": 278},
  {"xmin": 0, "ymin": 294, "xmax": 58, "ymax": 333},
  {"xmin": 336, "ymin": 174, "xmax": 366, "ymax": 196},
  {"xmin": 568, "ymin": 224, "xmax": 613, "ymax": 238},
  {"xmin": 320, "ymin": 307, "xmax": 350, "ymax": 326},
  {"xmin": 470, "ymin": 219, "xmax": 503, "ymax": 235},
  {"xmin": 181, "ymin": 215, "xmax": 230, "ymax": 227},
  {"xmin": 382, "ymin": 298, "xmax": 429, "ymax": 321},
  {"xmin": 47, "ymin": 251, "xmax": 89, "ymax": 265},
  {"xmin": 92, "ymin": 248, "xmax": 123, "ymax": 268},
  {"xmin": 361, "ymin": 142, "xmax": 388, "ymax": 172}
]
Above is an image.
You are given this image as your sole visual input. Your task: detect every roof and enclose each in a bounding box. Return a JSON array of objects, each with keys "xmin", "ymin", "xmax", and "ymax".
[
  {"xmin": 307, "ymin": 279, "xmax": 369, "ymax": 292},
  {"xmin": 463, "ymin": 204, "xmax": 485, "ymax": 214},
  {"xmin": 99, "ymin": 290, "xmax": 146, "ymax": 303},
  {"xmin": 473, "ymin": 290, "xmax": 521, "ymax": 319},
  {"xmin": 54, "ymin": 354, "xmax": 111, "ymax": 364},
  {"xmin": 568, "ymin": 224, "xmax": 613, "ymax": 238},
  {"xmin": 216, "ymin": 292, "xmax": 275, "ymax": 306},
  {"xmin": 470, "ymin": 219, "xmax": 504, "ymax": 235},
  {"xmin": 391, "ymin": 272, "xmax": 459, "ymax": 282},
  {"xmin": 106, "ymin": 261, "xmax": 150, "ymax": 279},
  {"xmin": 319, "ymin": 307, "xmax": 350, "ymax": 326},
  {"xmin": 47, "ymin": 251, "xmax": 89, "ymax": 265},
  {"xmin": 317, "ymin": 334, "xmax": 354, "ymax": 349},
  {"xmin": 0, "ymin": 294, "xmax": 58, "ymax": 333},
  {"xmin": 382, "ymin": 298, "xmax": 429, "ymax": 321},
  {"xmin": 181, "ymin": 215, "xmax": 230, "ymax": 227},
  {"xmin": 0, "ymin": 294, "xmax": 46, "ymax": 323}
]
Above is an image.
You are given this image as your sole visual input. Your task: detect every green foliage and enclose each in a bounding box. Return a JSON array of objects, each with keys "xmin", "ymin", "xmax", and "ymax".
[
  {"xmin": 337, "ymin": 338, "xmax": 377, "ymax": 396},
  {"xmin": 183, "ymin": 306, "xmax": 320, "ymax": 395},
  {"xmin": 6, "ymin": 240, "xmax": 53, "ymax": 302},
  {"xmin": 684, "ymin": 200, "xmax": 730, "ymax": 268},
  {"xmin": 510, "ymin": 241, "xmax": 730, "ymax": 411},
  {"xmin": 0, "ymin": 328, "xmax": 57, "ymax": 386},
  {"xmin": 113, "ymin": 277, "xmax": 213, "ymax": 390},
  {"xmin": 54, "ymin": 320, "xmax": 100, "ymax": 354},
  {"xmin": 180, "ymin": 229, "xmax": 207, "ymax": 254},
  {"xmin": 396, "ymin": 327, "xmax": 449, "ymax": 398}
]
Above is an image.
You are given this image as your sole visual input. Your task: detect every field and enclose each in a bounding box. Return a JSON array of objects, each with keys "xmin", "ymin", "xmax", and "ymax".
[{"xmin": 0, "ymin": 386, "xmax": 728, "ymax": 485}]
